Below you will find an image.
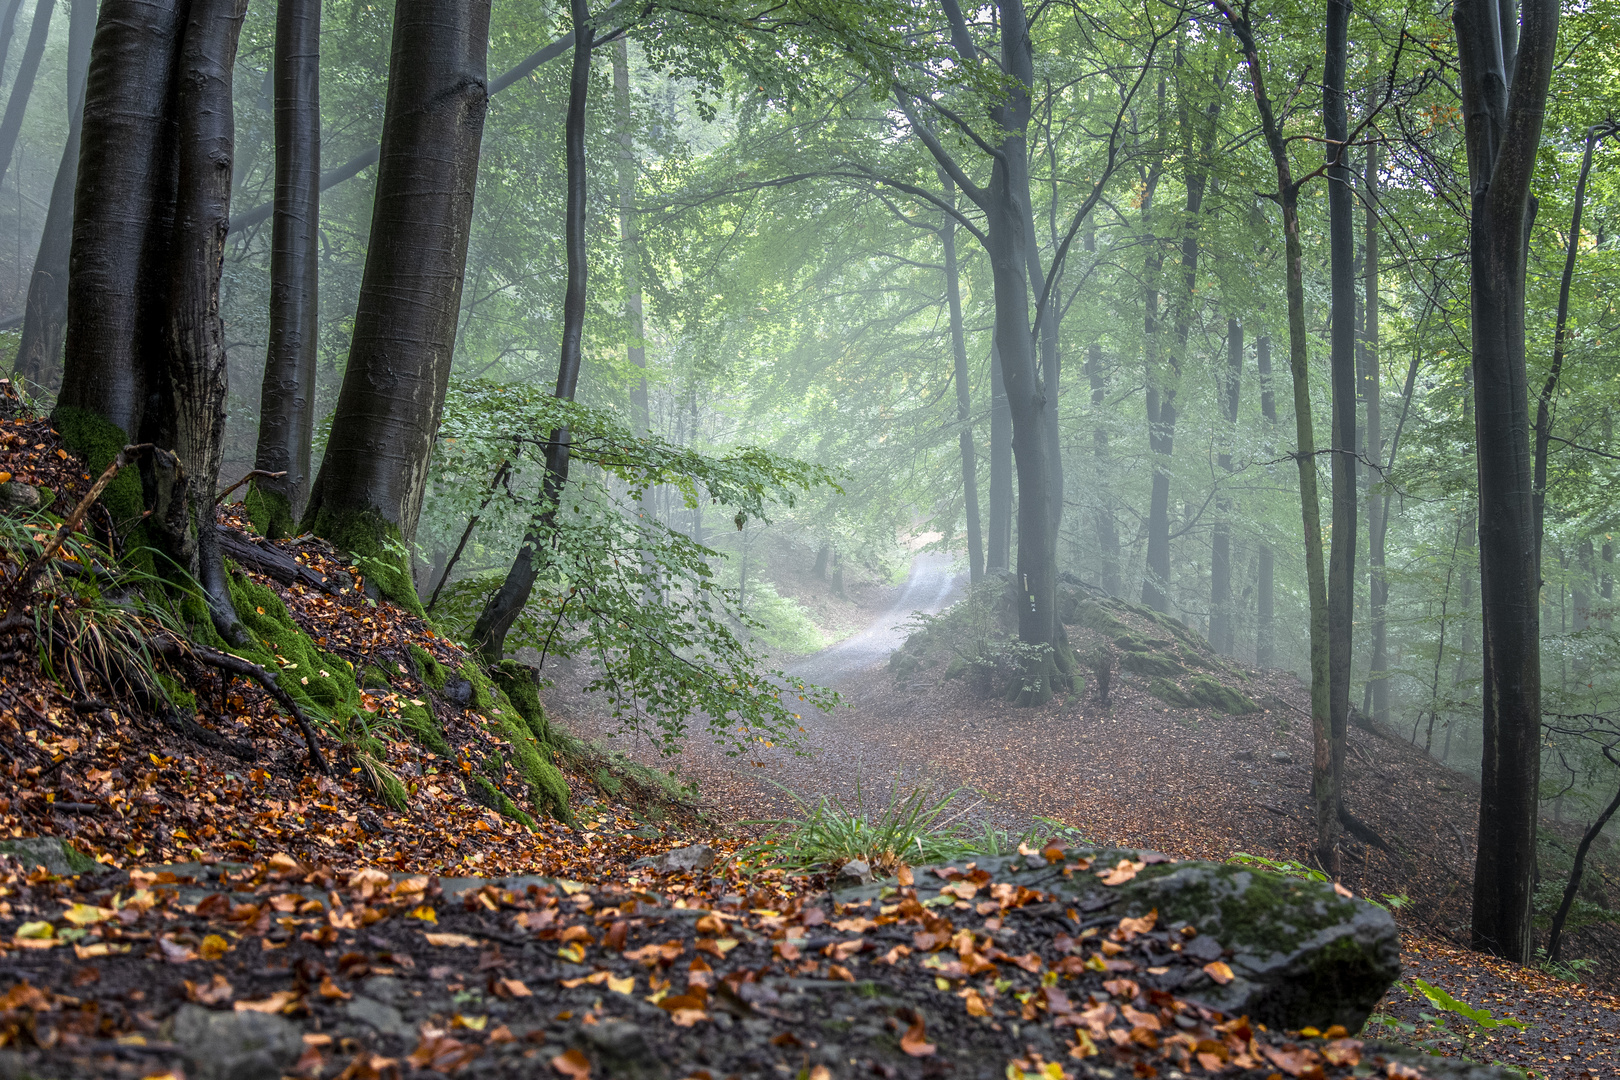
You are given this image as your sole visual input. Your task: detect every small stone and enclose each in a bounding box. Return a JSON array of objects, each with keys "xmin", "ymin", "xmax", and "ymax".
[
  {"xmin": 0, "ymin": 837, "xmax": 99, "ymax": 877},
  {"xmin": 579, "ymin": 1020, "xmax": 666, "ymax": 1079},
  {"xmin": 838, "ymin": 858, "xmax": 874, "ymax": 885},
  {"xmin": 172, "ymin": 1004, "xmax": 302, "ymax": 1080},
  {"xmin": 1270, "ymin": 750, "xmax": 1292, "ymax": 763},
  {"xmin": 443, "ymin": 678, "xmax": 474, "ymax": 706},
  {"xmin": 0, "ymin": 482, "xmax": 40, "ymax": 511},
  {"xmin": 1233, "ymin": 750, "xmax": 1256, "ymax": 763},
  {"xmin": 345, "ymin": 995, "xmax": 414, "ymax": 1041},
  {"xmin": 658, "ymin": 844, "xmax": 715, "ymax": 873}
]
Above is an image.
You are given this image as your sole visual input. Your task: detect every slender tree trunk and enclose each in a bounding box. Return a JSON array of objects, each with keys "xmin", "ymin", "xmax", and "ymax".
[
  {"xmin": 304, "ymin": 0, "xmax": 492, "ymax": 608},
  {"xmin": 1362, "ymin": 144, "xmax": 1390, "ymax": 725},
  {"xmin": 611, "ymin": 36, "xmax": 647, "ymax": 433},
  {"xmin": 58, "ymin": 0, "xmax": 187, "ymax": 453},
  {"xmin": 1256, "ymin": 332, "xmax": 1276, "ymax": 667},
  {"xmin": 1533, "ymin": 125, "xmax": 1600, "ymax": 565},
  {"xmin": 152, "ymin": 0, "xmax": 249, "ymax": 637},
  {"xmin": 1211, "ymin": 318, "xmax": 1241, "ymax": 654},
  {"xmin": 1139, "ymin": 172, "xmax": 1167, "ymax": 611},
  {"xmin": 1083, "ymin": 228, "xmax": 1120, "ymax": 595},
  {"xmin": 0, "ymin": 0, "xmax": 55, "ymax": 194},
  {"xmin": 247, "ymin": 0, "xmax": 321, "ymax": 537},
  {"xmin": 1324, "ymin": 0, "xmax": 1356, "ymax": 854},
  {"xmin": 940, "ymin": 170, "xmax": 983, "ymax": 583},
  {"xmin": 472, "ymin": 0, "xmax": 590, "ymax": 662},
  {"xmin": 1547, "ymin": 747, "xmax": 1620, "ymax": 962},
  {"xmin": 10, "ymin": 0, "xmax": 93, "ymax": 396},
  {"xmin": 987, "ymin": 329, "xmax": 1013, "ymax": 572},
  {"xmin": 0, "ymin": 0, "xmax": 26, "ymax": 80},
  {"xmin": 1456, "ymin": 0, "xmax": 1557, "ymax": 964},
  {"xmin": 1215, "ymin": 4, "xmax": 1334, "ymax": 870}
]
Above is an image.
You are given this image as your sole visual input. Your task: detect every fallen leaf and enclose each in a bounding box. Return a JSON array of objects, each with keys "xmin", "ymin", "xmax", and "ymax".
[
  {"xmin": 319, "ymin": 975, "xmax": 352, "ymax": 1000},
  {"xmin": 901, "ymin": 1015, "xmax": 936, "ymax": 1057},
  {"xmin": 552, "ymin": 1047, "xmax": 591, "ymax": 1078},
  {"xmin": 1098, "ymin": 859, "xmax": 1145, "ymax": 886},
  {"xmin": 424, "ymin": 932, "xmax": 480, "ymax": 948},
  {"xmin": 410, "ymin": 1032, "xmax": 481, "ymax": 1073},
  {"xmin": 184, "ymin": 974, "xmax": 234, "ymax": 1006},
  {"xmin": 1203, "ymin": 960, "xmax": 1235, "ymax": 986},
  {"xmin": 199, "ymin": 934, "xmax": 229, "ymax": 961},
  {"xmin": 235, "ymin": 990, "xmax": 300, "ymax": 1014},
  {"xmin": 61, "ymin": 904, "xmax": 116, "ymax": 926}
]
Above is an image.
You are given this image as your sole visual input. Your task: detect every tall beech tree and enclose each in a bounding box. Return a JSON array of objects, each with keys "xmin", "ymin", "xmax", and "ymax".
[
  {"xmin": 0, "ymin": 0, "xmax": 55, "ymax": 194},
  {"xmin": 1454, "ymin": 0, "xmax": 1559, "ymax": 963},
  {"xmin": 1210, "ymin": 317, "xmax": 1241, "ymax": 654},
  {"xmin": 56, "ymin": 0, "xmax": 249, "ymax": 637},
  {"xmin": 302, "ymin": 0, "xmax": 493, "ymax": 609},
  {"xmin": 941, "ymin": 171, "xmax": 985, "ymax": 584},
  {"xmin": 11, "ymin": 0, "xmax": 94, "ymax": 395},
  {"xmin": 1323, "ymin": 0, "xmax": 1355, "ymax": 860},
  {"xmin": 0, "ymin": 0, "xmax": 26, "ymax": 78},
  {"xmin": 246, "ymin": 0, "xmax": 322, "ymax": 536}
]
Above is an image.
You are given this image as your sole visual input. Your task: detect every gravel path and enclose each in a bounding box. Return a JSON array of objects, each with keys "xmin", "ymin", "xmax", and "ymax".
[{"xmin": 786, "ymin": 551, "xmax": 964, "ymax": 684}]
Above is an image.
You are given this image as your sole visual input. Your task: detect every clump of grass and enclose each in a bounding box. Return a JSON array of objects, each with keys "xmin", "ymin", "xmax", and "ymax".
[{"xmin": 740, "ymin": 781, "xmax": 1093, "ymax": 878}]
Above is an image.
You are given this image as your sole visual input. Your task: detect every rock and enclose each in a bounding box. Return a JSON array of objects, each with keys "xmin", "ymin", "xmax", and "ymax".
[
  {"xmin": 1233, "ymin": 750, "xmax": 1256, "ymax": 763},
  {"xmin": 1271, "ymin": 749, "xmax": 1293, "ymax": 763},
  {"xmin": 171, "ymin": 1003, "xmax": 302, "ymax": 1080},
  {"xmin": 0, "ymin": 837, "xmax": 99, "ymax": 877},
  {"xmin": 1188, "ymin": 674, "xmax": 1261, "ymax": 714},
  {"xmin": 657, "ymin": 844, "xmax": 715, "ymax": 873},
  {"xmin": 1121, "ymin": 649, "xmax": 1185, "ymax": 678},
  {"xmin": 345, "ymin": 995, "xmax": 415, "ymax": 1041},
  {"xmin": 838, "ymin": 858, "xmax": 874, "ymax": 885},
  {"xmin": 834, "ymin": 848, "xmax": 1400, "ymax": 1033},
  {"xmin": 0, "ymin": 482, "xmax": 40, "ymax": 512},
  {"xmin": 577, "ymin": 1019, "xmax": 667, "ymax": 1080},
  {"xmin": 443, "ymin": 678, "xmax": 474, "ymax": 706},
  {"xmin": 1147, "ymin": 676, "xmax": 1199, "ymax": 708}
]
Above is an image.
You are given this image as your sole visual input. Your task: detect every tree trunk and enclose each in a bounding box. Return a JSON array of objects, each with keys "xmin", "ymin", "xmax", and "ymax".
[
  {"xmin": 812, "ymin": 541, "xmax": 829, "ymax": 580},
  {"xmin": 987, "ymin": 328, "xmax": 1013, "ymax": 572},
  {"xmin": 1362, "ymin": 143, "xmax": 1389, "ymax": 725},
  {"xmin": 1086, "ymin": 339, "xmax": 1121, "ymax": 595},
  {"xmin": 471, "ymin": 0, "xmax": 589, "ymax": 662},
  {"xmin": 58, "ymin": 0, "xmax": 187, "ymax": 452},
  {"xmin": 303, "ymin": 0, "xmax": 492, "ymax": 609},
  {"xmin": 1210, "ymin": 317, "xmax": 1241, "ymax": 654},
  {"xmin": 1256, "ymin": 332, "xmax": 1275, "ymax": 667},
  {"xmin": 1546, "ymin": 747, "xmax": 1620, "ymax": 963},
  {"xmin": 152, "ymin": 0, "xmax": 249, "ymax": 637},
  {"xmin": 941, "ymin": 170, "xmax": 983, "ymax": 583},
  {"xmin": 1456, "ymin": 0, "xmax": 1558, "ymax": 964},
  {"xmin": 10, "ymin": 0, "xmax": 93, "ymax": 396},
  {"xmin": 1139, "ymin": 187, "xmax": 1167, "ymax": 612},
  {"xmin": 247, "ymin": 0, "xmax": 321, "ymax": 537},
  {"xmin": 1215, "ymin": 3, "xmax": 1334, "ymax": 871},
  {"xmin": 611, "ymin": 36, "xmax": 647, "ymax": 433},
  {"xmin": 1324, "ymin": 0, "xmax": 1356, "ymax": 855},
  {"xmin": 0, "ymin": 0, "xmax": 55, "ymax": 193},
  {"xmin": 0, "ymin": 0, "xmax": 26, "ymax": 80}
]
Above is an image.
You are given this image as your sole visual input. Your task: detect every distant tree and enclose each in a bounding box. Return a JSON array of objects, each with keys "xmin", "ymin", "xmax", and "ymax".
[
  {"xmin": 245, "ymin": 0, "xmax": 322, "ymax": 537},
  {"xmin": 0, "ymin": 0, "xmax": 56, "ymax": 193}
]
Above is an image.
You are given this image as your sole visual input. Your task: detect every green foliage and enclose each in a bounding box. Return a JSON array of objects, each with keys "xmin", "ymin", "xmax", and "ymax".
[
  {"xmin": 1407, "ymin": 979, "xmax": 1528, "ymax": 1032},
  {"xmin": 734, "ymin": 579, "xmax": 824, "ymax": 654},
  {"xmin": 1225, "ymin": 852, "xmax": 1330, "ymax": 884}
]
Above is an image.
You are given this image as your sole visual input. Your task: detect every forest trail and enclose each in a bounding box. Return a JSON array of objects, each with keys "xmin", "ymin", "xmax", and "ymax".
[{"xmin": 786, "ymin": 550, "xmax": 965, "ymax": 684}]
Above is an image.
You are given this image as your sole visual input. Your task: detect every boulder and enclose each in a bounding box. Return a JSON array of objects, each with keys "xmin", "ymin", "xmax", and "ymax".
[
  {"xmin": 655, "ymin": 844, "xmax": 715, "ymax": 873},
  {"xmin": 171, "ymin": 1003, "xmax": 302, "ymax": 1080},
  {"xmin": 0, "ymin": 482, "xmax": 40, "ymax": 512},
  {"xmin": 838, "ymin": 858, "xmax": 874, "ymax": 885},
  {"xmin": 0, "ymin": 837, "xmax": 99, "ymax": 877},
  {"xmin": 835, "ymin": 848, "xmax": 1400, "ymax": 1033},
  {"xmin": 1121, "ymin": 650, "xmax": 1185, "ymax": 678}
]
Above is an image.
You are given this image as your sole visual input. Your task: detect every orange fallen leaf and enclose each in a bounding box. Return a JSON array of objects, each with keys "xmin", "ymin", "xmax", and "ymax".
[
  {"xmin": 424, "ymin": 932, "xmax": 480, "ymax": 948},
  {"xmin": 319, "ymin": 974, "xmax": 352, "ymax": 1000},
  {"xmin": 410, "ymin": 1032, "xmax": 481, "ymax": 1073},
  {"xmin": 551, "ymin": 1048, "xmax": 591, "ymax": 1078},
  {"xmin": 1098, "ymin": 859, "xmax": 1145, "ymax": 886},
  {"xmin": 235, "ymin": 990, "xmax": 299, "ymax": 1014},
  {"xmin": 900, "ymin": 1015, "xmax": 936, "ymax": 1057},
  {"xmin": 183, "ymin": 974, "xmax": 234, "ymax": 1006},
  {"xmin": 1203, "ymin": 960, "xmax": 1235, "ymax": 985}
]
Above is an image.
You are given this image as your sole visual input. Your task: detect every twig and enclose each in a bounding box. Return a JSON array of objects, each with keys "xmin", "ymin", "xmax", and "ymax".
[
  {"xmin": 157, "ymin": 637, "xmax": 327, "ymax": 774},
  {"xmin": 215, "ymin": 469, "xmax": 287, "ymax": 505}
]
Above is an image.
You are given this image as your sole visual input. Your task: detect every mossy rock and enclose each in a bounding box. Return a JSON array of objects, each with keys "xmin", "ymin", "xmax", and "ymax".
[
  {"xmin": 1188, "ymin": 674, "xmax": 1260, "ymax": 714},
  {"xmin": 1121, "ymin": 649, "xmax": 1185, "ymax": 678},
  {"xmin": 0, "ymin": 836, "xmax": 100, "ymax": 876},
  {"xmin": 1073, "ymin": 599, "xmax": 1129, "ymax": 637},
  {"xmin": 836, "ymin": 849, "xmax": 1400, "ymax": 1033},
  {"xmin": 1147, "ymin": 676, "xmax": 1199, "ymax": 708}
]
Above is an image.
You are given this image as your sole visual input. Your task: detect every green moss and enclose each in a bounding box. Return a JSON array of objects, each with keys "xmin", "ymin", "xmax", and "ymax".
[
  {"xmin": 303, "ymin": 504, "xmax": 425, "ymax": 617},
  {"xmin": 1147, "ymin": 676, "xmax": 1199, "ymax": 708},
  {"xmin": 1122, "ymin": 650, "xmax": 1185, "ymax": 678},
  {"xmin": 50, "ymin": 405, "xmax": 144, "ymax": 531},
  {"xmin": 179, "ymin": 590, "xmax": 230, "ymax": 651},
  {"xmin": 470, "ymin": 776, "xmax": 536, "ymax": 829},
  {"xmin": 408, "ymin": 644, "xmax": 448, "ymax": 693},
  {"xmin": 1188, "ymin": 674, "xmax": 1260, "ymax": 714},
  {"xmin": 457, "ymin": 659, "xmax": 572, "ymax": 825},
  {"xmin": 155, "ymin": 671, "xmax": 196, "ymax": 712},
  {"xmin": 397, "ymin": 701, "xmax": 451, "ymax": 757},
  {"xmin": 491, "ymin": 660, "xmax": 553, "ymax": 746},
  {"xmin": 361, "ymin": 665, "xmax": 392, "ymax": 691},
  {"xmin": 243, "ymin": 483, "xmax": 297, "ymax": 542},
  {"xmin": 227, "ymin": 570, "xmax": 359, "ymax": 722}
]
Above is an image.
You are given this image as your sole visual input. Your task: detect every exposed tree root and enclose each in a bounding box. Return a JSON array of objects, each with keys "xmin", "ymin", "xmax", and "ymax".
[{"xmin": 155, "ymin": 636, "xmax": 328, "ymax": 774}]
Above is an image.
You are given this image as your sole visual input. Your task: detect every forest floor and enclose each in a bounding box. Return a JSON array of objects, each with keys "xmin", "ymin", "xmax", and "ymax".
[
  {"xmin": 0, "ymin": 392, "xmax": 1616, "ymax": 1079},
  {"xmin": 553, "ymin": 557, "xmax": 1620, "ymax": 1080}
]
